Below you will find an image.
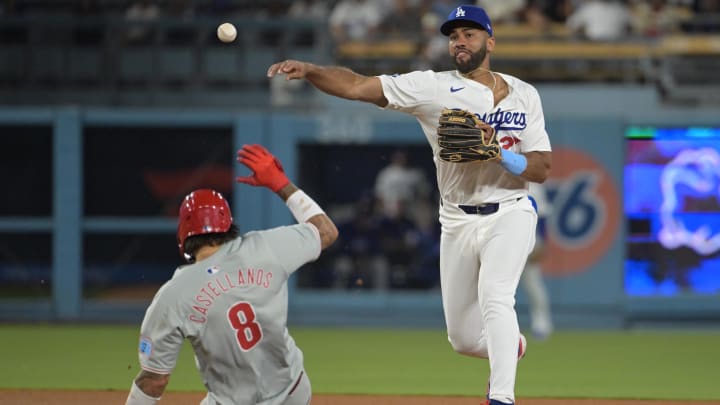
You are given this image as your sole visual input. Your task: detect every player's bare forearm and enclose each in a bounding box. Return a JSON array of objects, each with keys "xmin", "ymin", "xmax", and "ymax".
[
  {"xmin": 521, "ymin": 151, "xmax": 552, "ymax": 183},
  {"xmin": 306, "ymin": 65, "xmax": 386, "ymax": 106},
  {"xmin": 277, "ymin": 183, "xmax": 299, "ymax": 201},
  {"xmin": 310, "ymin": 213, "xmax": 339, "ymax": 250},
  {"xmin": 267, "ymin": 60, "xmax": 386, "ymax": 106},
  {"xmin": 134, "ymin": 370, "xmax": 169, "ymax": 398}
]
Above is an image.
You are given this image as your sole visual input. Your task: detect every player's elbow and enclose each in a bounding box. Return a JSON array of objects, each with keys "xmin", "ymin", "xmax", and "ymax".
[
  {"xmin": 310, "ymin": 214, "xmax": 339, "ymax": 250},
  {"xmin": 533, "ymin": 166, "xmax": 551, "ymax": 183},
  {"xmin": 347, "ymin": 77, "xmax": 387, "ymax": 107},
  {"xmin": 346, "ymin": 88, "xmax": 386, "ymax": 107},
  {"xmin": 320, "ymin": 220, "xmax": 339, "ymax": 250},
  {"xmin": 526, "ymin": 151, "xmax": 552, "ymax": 183}
]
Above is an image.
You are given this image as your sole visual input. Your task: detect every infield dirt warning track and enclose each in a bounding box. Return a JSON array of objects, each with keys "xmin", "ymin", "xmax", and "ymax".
[{"xmin": 0, "ymin": 390, "xmax": 716, "ymax": 405}]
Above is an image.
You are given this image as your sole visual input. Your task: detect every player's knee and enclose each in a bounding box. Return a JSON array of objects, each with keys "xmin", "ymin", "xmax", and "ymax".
[
  {"xmin": 448, "ymin": 337, "xmax": 474, "ymax": 356},
  {"xmin": 447, "ymin": 334, "xmax": 488, "ymax": 358}
]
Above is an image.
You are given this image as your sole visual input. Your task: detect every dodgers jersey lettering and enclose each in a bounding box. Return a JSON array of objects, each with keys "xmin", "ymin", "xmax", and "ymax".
[
  {"xmin": 137, "ymin": 223, "xmax": 321, "ymax": 405},
  {"xmin": 379, "ymin": 70, "xmax": 552, "ymax": 205}
]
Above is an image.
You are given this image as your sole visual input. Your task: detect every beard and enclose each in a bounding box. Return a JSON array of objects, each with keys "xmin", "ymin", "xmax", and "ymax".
[{"xmin": 453, "ymin": 43, "xmax": 488, "ymax": 74}]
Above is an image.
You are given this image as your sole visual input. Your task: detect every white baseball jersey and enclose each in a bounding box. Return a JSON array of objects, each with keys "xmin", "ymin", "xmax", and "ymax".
[
  {"xmin": 380, "ymin": 69, "xmax": 551, "ymax": 403},
  {"xmin": 379, "ymin": 70, "xmax": 552, "ymax": 205},
  {"xmin": 136, "ymin": 223, "xmax": 321, "ymax": 405}
]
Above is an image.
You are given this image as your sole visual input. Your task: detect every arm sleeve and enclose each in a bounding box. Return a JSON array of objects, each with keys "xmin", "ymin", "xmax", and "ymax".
[
  {"xmin": 137, "ymin": 287, "xmax": 185, "ymax": 374},
  {"xmin": 260, "ymin": 223, "xmax": 322, "ymax": 276},
  {"xmin": 519, "ymin": 86, "xmax": 552, "ymax": 153},
  {"xmin": 378, "ymin": 70, "xmax": 437, "ymax": 113}
]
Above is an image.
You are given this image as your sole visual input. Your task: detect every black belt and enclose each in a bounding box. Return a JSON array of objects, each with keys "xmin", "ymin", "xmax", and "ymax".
[{"xmin": 458, "ymin": 197, "xmax": 523, "ymax": 215}]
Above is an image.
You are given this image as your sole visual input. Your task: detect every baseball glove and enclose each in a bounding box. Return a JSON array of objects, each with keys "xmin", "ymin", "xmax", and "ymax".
[{"xmin": 437, "ymin": 108, "xmax": 500, "ymax": 163}]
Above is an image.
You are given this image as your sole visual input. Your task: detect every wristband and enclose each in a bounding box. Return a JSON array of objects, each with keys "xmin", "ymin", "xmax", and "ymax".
[
  {"xmin": 500, "ymin": 149, "xmax": 527, "ymax": 175},
  {"xmin": 125, "ymin": 381, "xmax": 160, "ymax": 405},
  {"xmin": 286, "ymin": 190, "xmax": 325, "ymax": 223}
]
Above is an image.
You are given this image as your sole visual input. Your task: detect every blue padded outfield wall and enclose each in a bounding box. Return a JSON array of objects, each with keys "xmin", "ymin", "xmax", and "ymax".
[{"xmin": 0, "ymin": 84, "xmax": 719, "ymax": 329}]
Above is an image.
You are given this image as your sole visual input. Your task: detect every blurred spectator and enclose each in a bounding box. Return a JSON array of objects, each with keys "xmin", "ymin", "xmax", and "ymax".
[
  {"xmin": 428, "ymin": 0, "xmax": 462, "ymax": 18},
  {"xmin": 411, "ymin": 219, "xmax": 441, "ymax": 289},
  {"xmin": 124, "ymin": 0, "xmax": 161, "ymax": 44},
  {"xmin": 331, "ymin": 196, "xmax": 389, "ymax": 289},
  {"xmin": 414, "ymin": 10, "xmax": 451, "ymax": 70},
  {"xmin": 477, "ymin": 0, "xmax": 527, "ymax": 23},
  {"xmin": 566, "ymin": 0, "xmax": 633, "ymax": 40},
  {"xmin": 378, "ymin": 0, "xmax": 424, "ymax": 38},
  {"xmin": 687, "ymin": 0, "xmax": 720, "ymax": 32},
  {"xmin": 630, "ymin": 0, "xmax": 692, "ymax": 37},
  {"xmin": 521, "ymin": 182, "xmax": 554, "ymax": 340},
  {"xmin": 203, "ymin": 0, "xmax": 235, "ymax": 15},
  {"xmin": 402, "ymin": 194, "xmax": 441, "ymax": 289},
  {"xmin": 72, "ymin": 0, "xmax": 104, "ymax": 45},
  {"xmin": 329, "ymin": 0, "xmax": 385, "ymax": 43},
  {"xmin": 694, "ymin": 0, "xmax": 720, "ymax": 13},
  {"xmin": 288, "ymin": 0, "xmax": 330, "ymax": 19},
  {"xmin": 521, "ymin": 0, "xmax": 573, "ymax": 29},
  {"xmin": 288, "ymin": 0, "xmax": 329, "ymax": 46},
  {"xmin": 543, "ymin": 0, "xmax": 574, "ymax": 22},
  {"xmin": 166, "ymin": 0, "xmax": 195, "ymax": 20},
  {"xmin": 164, "ymin": 0, "xmax": 196, "ymax": 45},
  {"xmin": 376, "ymin": 201, "xmax": 423, "ymax": 288},
  {"xmin": 254, "ymin": 2, "xmax": 290, "ymax": 19},
  {"xmin": 73, "ymin": 0, "xmax": 101, "ymax": 15},
  {"xmin": 374, "ymin": 150, "xmax": 431, "ymax": 220}
]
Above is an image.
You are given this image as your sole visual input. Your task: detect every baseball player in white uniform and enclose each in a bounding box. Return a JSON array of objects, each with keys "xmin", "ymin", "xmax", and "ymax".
[
  {"xmin": 268, "ymin": 5, "xmax": 551, "ymax": 404},
  {"xmin": 522, "ymin": 182, "xmax": 554, "ymax": 340},
  {"xmin": 124, "ymin": 144, "xmax": 338, "ymax": 405}
]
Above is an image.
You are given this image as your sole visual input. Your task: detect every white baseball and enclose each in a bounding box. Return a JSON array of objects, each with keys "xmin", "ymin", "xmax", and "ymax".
[{"xmin": 217, "ymin": 22, "xmax": 237, "ymax": 43}]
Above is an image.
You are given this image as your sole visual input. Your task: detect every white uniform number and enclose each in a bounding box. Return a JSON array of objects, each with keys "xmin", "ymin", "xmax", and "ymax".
[{"xmin": 227, "ymin": 301, "xmax": 263, "ymax": 351}]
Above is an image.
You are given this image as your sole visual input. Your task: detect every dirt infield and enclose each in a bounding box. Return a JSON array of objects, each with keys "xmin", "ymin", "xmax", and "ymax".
[{"xmin": 0, "ymin": 390, "xmax": 713, "ymax": 405}]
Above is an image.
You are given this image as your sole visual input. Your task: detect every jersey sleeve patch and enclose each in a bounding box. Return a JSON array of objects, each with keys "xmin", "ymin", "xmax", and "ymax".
[{"xmin": 139, "ymin": 336, "xmax": 153, "ymax": 357}]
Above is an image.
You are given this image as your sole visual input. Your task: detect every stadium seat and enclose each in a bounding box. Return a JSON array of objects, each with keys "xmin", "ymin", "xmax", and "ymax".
[
  {"xmin": 159, "ymin": 46, "xmax": 195, "ymax": 84},
  {"xmin": 204, "ymin": 48, "xmax": 240, "ymax": 84},
  {"xmin": 117, "ymin": 47, "xmax": 154, "ymax": 85},
  {"xmin": 0, "ymin": 46, "xmax": 25, "ymax": 83},
  {"xmin": 67, "ymin": 47, "xmax": 102, "ymax": 85}
]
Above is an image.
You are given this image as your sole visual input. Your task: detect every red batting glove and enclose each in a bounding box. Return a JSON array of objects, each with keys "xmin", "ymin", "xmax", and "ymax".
[{"xmin": 236, "ymin": 144, "xmax": 290, "ymax": 192}]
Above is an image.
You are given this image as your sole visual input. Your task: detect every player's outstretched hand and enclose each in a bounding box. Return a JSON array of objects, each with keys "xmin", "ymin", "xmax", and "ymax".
[
  {"xmin": 267, "ymin": 59, "xmax": 310, "ymax": 80},
  {"xmin": 236, "ymin": 144, "xmax": 290, "ymax": 192}
]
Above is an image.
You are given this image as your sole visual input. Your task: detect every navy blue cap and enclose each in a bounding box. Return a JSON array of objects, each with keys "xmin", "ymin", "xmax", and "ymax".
[{"xmin": 440, "ymin": 5, "xmax": 493, "ymax": 37}]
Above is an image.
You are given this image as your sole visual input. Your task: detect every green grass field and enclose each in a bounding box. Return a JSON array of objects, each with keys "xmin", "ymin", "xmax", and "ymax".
[{"xmin": 1, "ymin": 324, "xmax": 718, "ymax": 400}]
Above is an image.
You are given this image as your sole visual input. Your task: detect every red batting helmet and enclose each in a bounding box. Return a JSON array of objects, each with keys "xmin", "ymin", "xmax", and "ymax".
[{"xmin": 177, "ymin": 189, "xmax": 233, "ymax": 258}]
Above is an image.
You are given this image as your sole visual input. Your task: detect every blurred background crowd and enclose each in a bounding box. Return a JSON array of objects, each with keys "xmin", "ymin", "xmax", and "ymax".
[
  {"xmin": 2, "ymin": 0, "xmax": 718, "ymax": 39},
  {"xmin": 0, "ymin": 0, "xmax": 720, "ymax": 106},
  {"xmin": 1, "ymin": 0, "xmax": 719, "ymax": 101},
  {"xmin": 2, "ymin": 0, "xmax": 719, "ymax": 38}
]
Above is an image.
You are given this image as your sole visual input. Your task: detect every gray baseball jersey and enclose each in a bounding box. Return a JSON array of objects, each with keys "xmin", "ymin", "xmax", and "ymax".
[{"xmin": 136, "ymin": 223, "xmax": 321, "ymax": 404}]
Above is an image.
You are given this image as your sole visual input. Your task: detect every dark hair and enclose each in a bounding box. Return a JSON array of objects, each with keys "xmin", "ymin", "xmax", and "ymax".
[{"xmin": 183, "ymin": 224, "xmax": 240, "ymax": 262}]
